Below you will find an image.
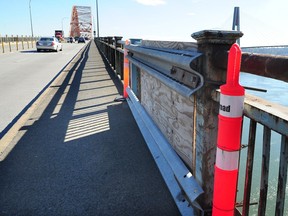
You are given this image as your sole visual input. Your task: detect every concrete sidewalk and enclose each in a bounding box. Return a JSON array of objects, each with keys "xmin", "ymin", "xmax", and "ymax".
[{"xmin": 0, "ymin": 41, "xmax": 180, "ymax": 216}]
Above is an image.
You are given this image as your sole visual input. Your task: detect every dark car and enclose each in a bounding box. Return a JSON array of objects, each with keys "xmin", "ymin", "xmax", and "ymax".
[
  {"xmin": 68, "ymin": 37, "xmax": 75, "ymax": 43},
  {"xmin": 78, "ymin": 37, "xmax": 85, "ymax": 43}
]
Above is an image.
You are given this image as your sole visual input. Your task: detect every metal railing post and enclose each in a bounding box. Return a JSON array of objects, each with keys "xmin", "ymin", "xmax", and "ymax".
[
  {"xmin": 114, "ymin": 36, "xmax": 123, "ymax": 77},
  {"xmin": 191, "ymin": 30, "xmax": 243, "ymax": 210},
  {"xmin": 107, "ymin": 37, "xmax": 113, "ymax": 68}
]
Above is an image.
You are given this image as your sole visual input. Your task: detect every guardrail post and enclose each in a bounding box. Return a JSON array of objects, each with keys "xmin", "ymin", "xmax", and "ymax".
[
  {"xmin": 26, "ymin": 35, "xmax": 29, "ymax": 49},
  {"xmin": 1, "ymin": 34, "xmax": 4, "ymax": 53},
  {"xmin": 21, "ymin": 35, "xmax": 24, "ymax": 50},
  {"xmin": 11, "ymin": 35, "xmax": 14, "ymax": 52},
  {"xmin": 16, "ymin": 35, "xmax": 19, "ymax": 51},
  {"xmin": 7, "ymin": 35, "xmax": 11, "ymax": 52},
  {"xmin": 191, "ymin": 30, "xmax": 243, "ymax": 211}
]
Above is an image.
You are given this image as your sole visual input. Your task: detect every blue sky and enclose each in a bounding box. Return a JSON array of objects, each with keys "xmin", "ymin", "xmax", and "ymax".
[{"xmin": 0, "ymin": 0, "xmax": 287, "ymax": 47}]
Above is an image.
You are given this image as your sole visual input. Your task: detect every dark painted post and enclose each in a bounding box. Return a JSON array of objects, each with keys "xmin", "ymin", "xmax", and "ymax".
[
  {"xmin": 191, "ymin": 30, "xmax": 243, "ymax": 210},
  {"xmin": 107, "ymin": 37, "xmax": 113, "ymax": 66},
  {"xmin": 114, "ymin": 36, "xmax": 123, "ymax": 78},
  {"xmin": 114, "ymin": 36, "xmax": 123, "ymax": 48},
  {"xmin": 103, "ymin": 37, "xmax": 108, "ymax": 58},
  {"xmin": 98, "ymin": 37, "xmax": 103, "ymax": 53}
]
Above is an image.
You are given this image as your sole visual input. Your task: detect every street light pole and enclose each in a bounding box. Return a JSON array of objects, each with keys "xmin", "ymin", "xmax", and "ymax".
[
  {"xmin": 29, "ymin": 0, "xmax": 34, "ymax": 38},
  {"xmin": 96, "ymin": 0, "xmax": 99, "ymax": 38}
]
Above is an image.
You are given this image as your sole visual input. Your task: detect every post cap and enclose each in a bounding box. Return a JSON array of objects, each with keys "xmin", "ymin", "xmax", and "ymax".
[{"xmin": 191, "ymin": 30, "xmax": 243, "ymax": 45}]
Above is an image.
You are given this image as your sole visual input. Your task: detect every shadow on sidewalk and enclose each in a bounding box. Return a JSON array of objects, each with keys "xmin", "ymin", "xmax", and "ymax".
[{"xmin": 0, "ymin": 41, "xmax": 180, "ymax": 216}]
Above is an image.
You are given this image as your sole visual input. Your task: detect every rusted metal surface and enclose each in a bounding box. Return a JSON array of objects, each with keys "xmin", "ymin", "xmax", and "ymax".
[
  {"xmin": 96, "ymin": 32, "xmax": 288, "ymax": 215},
  {"xmin": 241, "ymin": 52, "xmax": 288, "ymax": 83},
  {"xmin": 242, "ymin": 120, "xmax": 257, "ymax": 216},
  {"xmin": 275, "ymin": 136, "xmax": 288, "ymax": 216},
  {"xmin": 244, "ymin": 94, "xmax": 288, "ymax": 137},
  {"xmin": 191, "ymin": 30, "xmax": 243, "ymax": 45},
  {"xmin": 244, "ymin": 94, "xmax": 288, "ymax": 216},
  {"xmin": 212, "ymin": 91, "xmax": 288, "ymax": 215},
  {"xmin": 211, "ymin": 50, "xmax": 288, "ymax": 84},
  {"xmin": 258, "ymin": 126, "xmax": 271, "ymax": 216},
  {"xmin": 170, "ymin": 66, "xmax": 200, "ymax": 89},
  {"xmin": 244, "ymin": 93, "xmax": 288, "ymax": 216}
]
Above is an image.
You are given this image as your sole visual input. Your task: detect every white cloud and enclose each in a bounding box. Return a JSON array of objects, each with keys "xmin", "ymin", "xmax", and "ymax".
[{"xmin": 135, "ymin": 0, "xmax": 166, "ymax": 6}]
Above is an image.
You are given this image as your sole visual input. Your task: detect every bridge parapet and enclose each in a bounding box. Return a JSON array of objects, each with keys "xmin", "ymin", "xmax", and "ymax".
[
  {"xmin": 0, "ymin": 35, "xmax": 38, "ymax": 53},
  {"xmin": 95, "ymin": 30, "xmax": 288, "ymax": 215}
]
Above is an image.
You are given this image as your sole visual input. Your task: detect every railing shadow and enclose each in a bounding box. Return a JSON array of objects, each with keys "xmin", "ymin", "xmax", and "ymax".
[{"xmin": 0, "ymin": 41, "xmax": 180, "ymax": 215}]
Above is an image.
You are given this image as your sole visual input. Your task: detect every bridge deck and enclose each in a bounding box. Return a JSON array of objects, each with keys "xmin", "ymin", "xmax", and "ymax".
[{"xmin": 0, "ymin": 41, "xmax": 180, "ymax": 215}]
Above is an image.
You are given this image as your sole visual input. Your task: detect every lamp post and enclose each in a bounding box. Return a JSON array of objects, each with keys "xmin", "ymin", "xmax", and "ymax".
[
  {"xmin": 96, "ymin": 0, "xmax": 99, "ymax": 37},
  {"xmin": 29, "ymin": 0, "xmax": 34, "ymax": 38}
]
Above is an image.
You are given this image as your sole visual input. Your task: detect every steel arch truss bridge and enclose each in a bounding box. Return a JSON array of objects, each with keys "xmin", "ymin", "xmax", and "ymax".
[{"xmin": 70, "ymin": 6, "xmax": 92, "ymax": 39}]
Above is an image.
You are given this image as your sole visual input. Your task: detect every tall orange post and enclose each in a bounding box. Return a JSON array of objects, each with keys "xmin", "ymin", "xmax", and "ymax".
[
  {"xmin": 212, "ymin": 43, "xmax": 245, "ymax": 216},
  {"xmin": 123, "ymin": 40, "xmax": 130, "ymax": 98}
]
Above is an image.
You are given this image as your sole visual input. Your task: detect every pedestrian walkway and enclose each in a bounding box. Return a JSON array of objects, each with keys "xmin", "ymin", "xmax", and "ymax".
[{"xmin": 0, "ymin": 41, "xmax": 180, "ymax": 216}]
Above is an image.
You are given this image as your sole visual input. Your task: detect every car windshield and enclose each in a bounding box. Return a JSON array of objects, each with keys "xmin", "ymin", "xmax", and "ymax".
[{"xmin": 40, "ymin": 37, "xmax": 53, "ymax": 42}]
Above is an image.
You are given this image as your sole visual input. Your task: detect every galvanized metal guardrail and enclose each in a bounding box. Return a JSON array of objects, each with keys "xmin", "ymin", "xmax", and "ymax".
[
  {"xmin": 96, "ymin": 37, "xmax": 205, "ymax": 215},
  {"xmin": 126, "ymin": 87, "xmax": 204, "ymax": 215},
  {"xmin": 95, "ymin": 30, "xmax": 288, "ymax": 216}
]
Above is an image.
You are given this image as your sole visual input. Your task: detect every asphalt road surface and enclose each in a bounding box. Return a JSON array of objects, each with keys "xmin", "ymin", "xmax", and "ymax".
[
  {"xmin": 0, "ymin": 41, "xmax": 181, "ymax": 216},
  {"xmin": 0, "ymin": 42, "xmax": 86, "ymax": 136}
]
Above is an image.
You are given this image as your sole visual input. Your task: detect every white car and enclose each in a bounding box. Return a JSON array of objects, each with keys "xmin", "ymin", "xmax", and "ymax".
[{"xmin": 36, "ymin": 37, "xmax": 62, "ymax": 52}]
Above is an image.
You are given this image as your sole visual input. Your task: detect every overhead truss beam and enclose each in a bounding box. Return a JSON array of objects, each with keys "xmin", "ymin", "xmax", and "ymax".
[{"xmin": 70, "ymin": 6, "xmax": 92, "ymax": 38}]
